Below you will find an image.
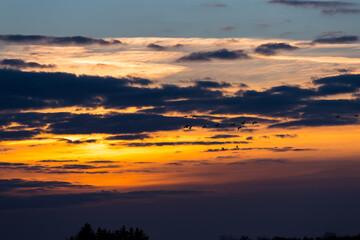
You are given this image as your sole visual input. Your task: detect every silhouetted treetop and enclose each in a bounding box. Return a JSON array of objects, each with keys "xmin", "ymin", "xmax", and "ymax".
[{"xmin": 67, "ymin": 223, "xmax": 149, "ymax": 240}]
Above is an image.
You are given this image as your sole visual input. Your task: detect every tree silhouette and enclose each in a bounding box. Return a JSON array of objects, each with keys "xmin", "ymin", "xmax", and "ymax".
[{"xmin": 67, "ymin": 223, "xmax": 149, "ymax": 240}]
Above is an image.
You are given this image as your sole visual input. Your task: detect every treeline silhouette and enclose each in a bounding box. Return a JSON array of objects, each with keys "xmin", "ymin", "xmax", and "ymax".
[
  {"xmin": 67, "ymin": 223, "xmax": 149, "ymax": 240},
  {"xmin": 220, "ymin": 232, "xmax": 360, "ymax": 240}
]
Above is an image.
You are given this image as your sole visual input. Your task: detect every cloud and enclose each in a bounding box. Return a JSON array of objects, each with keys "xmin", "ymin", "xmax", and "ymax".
[
  {"xmin": 0, "ymin": 34, "xmax": 122, "ymax": 45},
  {"xmin": 0, "ymin": 161, "xmax": 121, "ymax": 175},
  {"xmin": 322, "ymin": 8, "xmax": 360, "ymax": 14},
  {"xmin": 209, "ymin": 134, "xmax": 240, "ymax": 139},
  {"xmin": 221, "ymin": 26, "xmax": 236, "ymax": 31},
  {"xmin": 58, "ymin": 138, "xmax": 97, "ymax": 144},
  {"xmin": 1, "ymin": 69, "xmax": 360, "ymax": 133},
  {"xmin": 313, "ymin": 35, "xmax": 359, "ymax": 44},
  {"xmin": 0, "ymin": 178, "xmax": 94, "ymax": 193},
  {"xmin": 0, "ymin": 148, "xmax": 12, "ymax": 152},
  {"xmin": 255, "ymin": 43, "xmax": 299, "ymax": 55},
  {"xmin": 0, "ymin": 59, "xmax": 55, "ymax": 69},
  {"xmin": 195, "ymin": 80, "xmax": 231, "ymax": 89},
  {"xmin": 0, "ymin": 189, "xmax": 203, "ymax": 210},
  {"xmin": 202, "ymin": 4, "xmax": 228, "ymax": 8},
  {"xmin": 105, "ymin": 134, "xmax": 151, "ymax": 141},
  {"xmin": 127, "ymin": 76, "xmax": 153, "ymax": 86},
  {"xmin": 0, "ymin": 69, "xmax": 222, "ymax": 111},
  {"xmin": 268, "ymin": 0, "xmax": 356, "ymax": 8},
  {"xmin": 0, "ymin": 130, "xmax": 41, "ymax": 141},
  {"xmin": 37, "ymin": 160, "xmax": 79, "ymax": 163},
  {"xmin": 274, "ymin": 134, "xmax": 298, "ymax": 138},
  {"xmin": 177, "ymin": 49, "xmax": 250, "ymax": 62},
  {"xmin": 147, "ymin": 43, "xmax": 167, "ymax": 51},
  {"xmin": 86, "ymin": 161, "xmax": 119, "ymax": 164},
  {"xmin": 124, "ymin": 141, "xmax": 249, "ymax": 147},
  {"xmin": 205, "ymin": 146, "xmax": 315, "ymax": 152}
]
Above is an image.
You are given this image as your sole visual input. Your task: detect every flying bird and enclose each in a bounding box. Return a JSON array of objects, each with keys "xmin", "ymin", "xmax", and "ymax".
[
  {"xmin": 215, "ymin": 123, "xmax": 220, "ymax": 127},
  {"xmin": 252, "ymin": 121, "xmax": 258, "ymax": 125},
  {"xmin": 202, "ymin": 125, "xmax": 207, "ymax": 128},
  {"xmin": 230, "ymin": 123, "xmax": 236, "ymax": 126},
  {"xmin": 241, "ymin": 121, "xmax": 246, "ymax": 125},
  {"xmin": 336, "ymin": 116, "xmax": 340, "ymax": 118},
  {"xmin": 237, "ymin": 126, "xmax": 242, "ymax": 130},
  {"xmin": 355, "ymin": 114, "xmax": 359, "ymax": 117},
  {"xmin": 183, "ymin": 125, "xmax": 190, "ymax": 129}
]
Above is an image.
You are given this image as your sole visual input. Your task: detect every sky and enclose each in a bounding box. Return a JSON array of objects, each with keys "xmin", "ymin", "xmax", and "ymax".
[{"xmin": 0, "ymin": 1, "xmax": 360, "ymax": 240}]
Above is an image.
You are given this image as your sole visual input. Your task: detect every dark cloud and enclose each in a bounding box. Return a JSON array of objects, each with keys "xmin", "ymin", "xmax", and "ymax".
[
  {"xmin": 0, "ymin": 148, "xmax": 12, "ymax": 152},
  {"xmin": 0, "ymin": 34, "xmax": 122, "ymax": 45},
  {"xmin": 1, "ymin": 69, "xmax": 360, "ymax": 134},
  {"xmin": 209, "ymin": 134, "xmax": 239, "ymax": 139},
  {"xmin": 37, "ymin": 160, "xmax": 79, "ymax": 163},
  {"xmin": 48, "ymin": 113, "xmax": 213, "ymax": 135},
  {"xmin": 255, "ymin": 43, "xmax": 299, "ymax": 55},
  {"xmin": 147, "ymin": 43, "xmax": 167, "ymax": 51},
  {"xmin": 195, "ymin": 80, "xmax": 231, "ymax": 89},
  {"xmin": 0, "ymin": 69, "xmax": 222, "ymax": 111},
  {"xmin": 124, "ymin": 141, "xmax": 249, "ymax": 147},
  {"xmin": 228, "ymin": 158, "xmax": 288, "ymax": 165},
  {"xmin": 0, "ymin": 178, "xmax": 94, "ymax": 193},
  {"xmin": 322, "ymin": 8, "xmax": 360, "ymax": 14},
  {"xmin": 0, "ymin": 130, "xmax": 41, "ymax": 141},
  {"xmin": 202, "ymin": 3, "xmax": 228, "ymax": 8},
  {"xmin": 205, "ymin": 146, "xmax": 315, "ymax": 152},
  {"xmin": 105, "ymin": 134, "xmax": 151, "ymax": 141},
  {"xmin": 86, "ymin": 161, "xmax": 119, "ymax": 164},
  {"xmin": 0, "ymin": 189, "xmax": 203, "ymax": 210},
  {"xmin": 313, "ymin": 35, "xmax": 359, "ymax": 44},
  {"xmin": 0, "ymin": 59, "xmax": 55, "ymax": 69},
  {"xmin": 313, "ymin": 74, "xmax": 360, "ymax": 95},
  {"xmin": 177, "ymin": 49, "xmax": 250, "ymax": 62},
  {"xmin": 127, "ymin": 76, "xmax": 153, "ymax": 86},
  {"xmin": 268, "ymin": 0, "xmax": 356, "ymax": 8},
  {"xmin": 53, "ymin": 164, "xmax": 120, "ymax": 170},
  {"xmin": 58, "ymin": 138, "xmax": 97, "ymax": 144},
  {"xmin": 274, "ymin": 134, "xmax": 298, "ymax": 138},
  {"xmin": 0, "ymin": 161, "xmax": 120, "ymax": 175},
  {"xmin": 221, "ymin": 26, "xmax": 236, "ymax": 31}
]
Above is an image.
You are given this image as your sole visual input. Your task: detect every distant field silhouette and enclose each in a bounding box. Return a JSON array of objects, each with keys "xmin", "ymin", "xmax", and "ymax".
[
  {"xmin": 68, "ymin": 224, "xmax": 360, "ymax": 240},
  {"xmin": 220, "ymin": 232, "xmax": 360, "ymax": 240}
]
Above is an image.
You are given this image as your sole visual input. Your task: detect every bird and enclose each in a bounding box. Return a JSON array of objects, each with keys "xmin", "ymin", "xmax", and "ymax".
[
  {"xmin": 236, "ymin": 145, "xmax": 238, "ymax": 148},
  {"xmin": 230, "ymin": 123, "xmax": 236, "ymax": 126},
  {"xmin": 183, "ymin": 125, "xmax": 190, "ymax": 129},
  {"xmin": 189, "ymin": 125, "xmax": 193, "ymax": 129},
  {"xmin": 355, "ymin": 114, "xmax": 359, "ymax": 117},
  {"xmin": 336, "ymin": 115, "xmax": 340, "ymax": 118},
  {"xmin": 184, "ymin": 115, "xmax": 188, "ymax": 118},
  {"xmin": 221, "ymin": 147, "xmax": 225, "ymax": 151},
  {"xmin": 241, "ymin": 121, "xmax": 246, "ymax": 125},
  {"xmin": 202, "ymin": 125, "xmax": 207, "ymax": 128},
  {"xmin": 191, "ymin": 115, "xmax": 198, "ymax": 118},
  {"xmin": 252, "ymin": 121, "xmax": 258, "ymax": 125},
  {"xmin": 237, "ymin": 126, "xmax": 242, "ymax": 130},
  {"xmin": 215, "ymin": 123, "xmax": 220, "ymax": 127}
]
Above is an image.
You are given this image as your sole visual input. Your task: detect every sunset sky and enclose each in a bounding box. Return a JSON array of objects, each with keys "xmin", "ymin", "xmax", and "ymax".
[{"xmin": 1, "ymin": 1, "xmax": 360, "ymax": 240}]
